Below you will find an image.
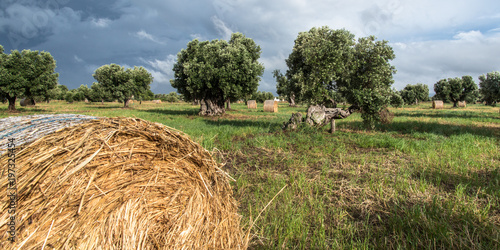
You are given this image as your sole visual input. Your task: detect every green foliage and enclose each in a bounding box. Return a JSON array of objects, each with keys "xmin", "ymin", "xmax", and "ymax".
[
  {"xmin": 279, "ymin": 27, "xmax": 396, "ymax": 129},
  {"xmin": 251, "ymin": 91, "xmax": 274, "ymax": 103},
  {"xmin": 479, "ymin": 71, "xmax": 500, "ymax": 106},
  {"xmin": 0, "ymin": 47, "xmax": 58, "ymax": 110},
  {"xmin": 89, "ymin": 82, "xmax": 112, "ymax": 102},
  {"xmin": 71, "ymin": 89, "xmax": 85, "ymax": 102},
  {"xmin": 274, "ymin": 69, "xmax": 297, "ymax": 105},
  {"xmin": 155, "ymin": 92, "xmax": 181, "ymax": 102},
  {"xmin": 47, "ymin": 84, "xmax": 69, "ymax": 101},
  {"xmin": 390, "ymin": 89, "xmax": 404, "ymax": 108},
  {"xmin": 400, "ymin": 83, "xmax": 429, "ymax": 105},
  {"xmin": 433, "ymin": 79, "xmax": 450, "ymax": 102},
  {"xmin": 282, "ymin": 27, "xmax": 355, "ymax": 105},
  {"xmin": 138, "ymin": 89, "xmax": 155, "ymax": 102},
  {"xmin": 434, "ymin": 76, "xmax": 478, "ymax": 107},
  {"xmin": 65, "ymin": 91, "xmax": 74, "ymax": 103},
  {"xmin": 171, "ymin": 33, "xmax": 264, "ymax": 115},
  {"xmin": 93, "ymin": 64, "xmax": 153, "ymax": 107},
  {"xmin": 76, "ymin": 84, "xmax": 91, "ymax": 101}
]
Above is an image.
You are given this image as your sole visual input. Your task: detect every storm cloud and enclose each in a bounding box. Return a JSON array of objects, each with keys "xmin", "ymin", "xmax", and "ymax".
[{"xmin": 0, "ymin": 0, "xmax": 499, "ymax": 95}]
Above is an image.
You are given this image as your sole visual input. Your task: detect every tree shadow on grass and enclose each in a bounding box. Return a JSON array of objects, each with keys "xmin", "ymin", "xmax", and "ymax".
[
  {"xmin": 411, "ymin": 167, "xmax": 500, "ymax": 197},
  {"xmin": 346, "ymin": 195, "xmax": 500, "ymax": 249},
  {"xmin": 395, "ymin": 110, "xmax": 499, "ymax": 120},
  {"xmin": 85, "ymin": 105, "xmax": 125, "ymax": 110},
  {"xmin": 141, "ymin": 108, "xmax": 199, "ymax": 116},
  {"xmin": 0, "ymin": 107, "xmax": 49, "ymax": 115},
  {"xmin": 337, "ymin": 119, "xmax": 498, "ymax": 139},
  {"xmin": 381, "ymin": 120, "xmax": 499, "ymax": 139},
  {"xmin": 202, "ymin": 118, "xmax": 283, "ymax": 132}
]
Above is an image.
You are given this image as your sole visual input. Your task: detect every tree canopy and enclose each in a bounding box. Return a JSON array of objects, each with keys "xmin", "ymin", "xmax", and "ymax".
[
  {"xmin": 0, "ymin": 46, "xmax": 59, "ymax": 111},
  {"xmin": 434, "ymin": 76, "xmax": 478, "ymax": 107},
  {"xmin": 400, "ymin": 83, "xmax": 429, "ymax": 105},
  {"xmin": 276, "ymin": 27, "xmax": 396, "ymax": 128},
  {"xmin": 171, "ymin": 32, "xmax": 264, "ymax": 116},
  {"xmin": 251, "ymin": 91, "xmax": 274, "ymax": 103},
  {"xmin": 479, "ymin": 71, "xmax": 500, "ymax": 106},
  {"xmin": 93, "ymin": 64, "xmax": 153, "ymax": 107}
]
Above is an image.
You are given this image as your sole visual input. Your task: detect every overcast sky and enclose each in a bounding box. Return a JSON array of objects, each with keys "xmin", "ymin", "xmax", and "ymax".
[{"xmin": 1, "ymin": 0, "xmax": 500, "ymax": 95}]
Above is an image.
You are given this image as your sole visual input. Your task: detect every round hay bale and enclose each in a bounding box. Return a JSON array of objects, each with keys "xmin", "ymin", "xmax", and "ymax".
[
  {"xmin": 19, "ymin": 98, "xmax": 35, "ymax": 107},
  {"xmin": 247, "ymin": 100, "xmax": 257, "ymax": 109},
  {"xmin": 263, "ymin": 100, "xmax": 278, "ymax": 113},
  {"xmin": 84, "ymin": 98, "xmax": 89, "ymax": 103},
  {"xmin": 458, "ymin": 101, "xmax": 466, "ymax": 107},
  {"xmin": 0, "ymin": 114, "xmax": 98, "ymax": 155},
  {"xmin": 0, "ymin": 117, "xmax": 244, "ymax": 249},
  {"xmin": 432, "ymin": 100, "xmax": 444, "ymax": 109}
]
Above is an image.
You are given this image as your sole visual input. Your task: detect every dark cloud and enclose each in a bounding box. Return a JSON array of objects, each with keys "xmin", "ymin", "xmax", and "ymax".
[{"xmin": 1, "ymin": 0, "xmax": 500, "ymax": 95}]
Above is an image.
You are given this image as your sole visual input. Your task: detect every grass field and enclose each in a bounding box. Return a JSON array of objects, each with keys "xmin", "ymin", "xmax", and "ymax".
[{"xmin": 1, "ymin": 100, "xmax": 499, "ymax": 249}]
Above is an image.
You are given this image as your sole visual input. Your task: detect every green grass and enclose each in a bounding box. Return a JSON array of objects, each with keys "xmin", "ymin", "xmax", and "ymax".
[{"xmin": 1, "ymin": 100, "xmax": 499, "ymax": 249}]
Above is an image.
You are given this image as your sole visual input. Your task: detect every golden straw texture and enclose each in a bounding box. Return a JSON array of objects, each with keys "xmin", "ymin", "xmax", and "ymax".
[
  {"xmin": 432, "ymin": 100, "xmax": 444, "ymax": 109},
  {"xmin": 263, "ymin": 100, "xmax": 278, "ymax": 113},
  {"xmin": 0, "ymin": 117, "xmax": 244, "ymax": 249},
  {"xmin": 246, "ymin": 100, "xmax": 257, "ymax": 109}
]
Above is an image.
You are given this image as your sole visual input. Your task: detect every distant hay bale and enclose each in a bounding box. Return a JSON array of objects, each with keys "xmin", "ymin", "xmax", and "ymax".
[
  {"xmin": 0, "ymin": 117, "xmax": 244, "ymax": 249},
  {"xmin": 19, "ymin": 98, "xmax": 35, "ymax": 107},
  {"xmin": 247, "ymin": 100, "xmax": 257, "ymax": 109},
  {"xmin": 84, "ymin": 98, "xmax": 89, "ymax": 103},
  {"xmin": 458, "ymin": 101, "xmax": 466, "ymax": 107},
  {"xmin": 153, "ymin": 99, "xmax": 162, "ymax": 104},
  {"xmin": 263, "ymin": 100, "xmax": 278, "ymax": 113},
  {"xmin": 126, "ymin": 99, "xmax": 134, "ymax": 105},
  {"xmin": 432, "ymin": 100, "xmax": 444, "ymax": 109}
]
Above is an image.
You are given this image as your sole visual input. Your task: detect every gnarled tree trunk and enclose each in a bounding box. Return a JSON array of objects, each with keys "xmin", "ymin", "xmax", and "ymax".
[
  {"xmin": 199, "ymin": 99, "xmax": 225, "ymax": 116},
  {"xmin": 283, "ymin": 105, "xmax": 357, "ymax": 133},
  {"xmin": 288, "ymin": 93, "xmax": 296, "ymax": 107},
  {"xmin": 7, "ymin": 97, "xmax": 16, "ymax": 112}
]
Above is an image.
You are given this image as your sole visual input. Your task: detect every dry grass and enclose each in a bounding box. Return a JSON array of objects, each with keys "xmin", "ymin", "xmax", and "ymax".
[{"xmin": 0, "ymin": 117, "xmax": 244, "ymax": 249}]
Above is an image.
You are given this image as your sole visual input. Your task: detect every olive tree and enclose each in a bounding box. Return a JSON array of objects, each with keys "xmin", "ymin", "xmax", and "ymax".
[
  {"xmin": 434, "ymin": 76, "xmax": 478, "ymax": 107},
  {"xmin": 171, "ymin": 33, "xmax": 264, "ymax": 116},
  {"xmin": 279, "ymin": 27, "xmax": 396, "ymax": 129},
  {"xmin": 274, "ymin": 69, "xmax": 298, "ymax": 106},
  {"xmin": 0, "ymin": 47, "xmax": 58, "ymax": 111},
  {"xmin": 400, "ymin": 83, "xmax": 429, "ymax": 105},
  {"xmin": 93, "ymin": 64, "xmax": 153, "ymax": 108},
  {"xmin": 479, "ymin": 71, "xmax": 500, "ymax": 106}
]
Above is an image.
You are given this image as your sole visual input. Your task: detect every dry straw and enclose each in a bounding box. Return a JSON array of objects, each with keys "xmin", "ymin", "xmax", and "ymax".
[
  {"xmin": 247, "ymin": 100, "xmax": 257, "ymax": 109},
  {"xmin": 458, "ymin": 101, "xmax": 466, "ymax": 107},
  {"xmin": 0, "ymin": 117, "xmax": 245, "ymax": 249},
  {"xmin": 432, "ymin": 100, "xmax": 444, "ymax": 109},
  {"xmin": 263, "ymin": 100, "xmax": 278, "ymax": 113}
]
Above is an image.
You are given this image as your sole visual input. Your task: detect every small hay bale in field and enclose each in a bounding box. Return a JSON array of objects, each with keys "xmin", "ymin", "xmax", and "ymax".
[
  {"xmin": 19, "ymin": 98, "xmax": 35, "ymax": 106},
  {"xmin": 0, "ymin": 117, "xmax": 244, "ymax": 249},
  {"xmin": 263, "ymin": 100, "xmax": 278, "ymax": 113},
  {"xmin": 432, "ymin": 100, "xmax": 444, "ymax": 109},
  {"xmin": 153, "ymin": 99, "xmax": 162, "ymax": 104},
  {"xmin": 84, "ymin": 98, "xmax": 89, "ymax": 103},
  {"xmin": 247, "ymin": 100, "xmax": 257, "ymax": 109},
  {"xmin": 458, "ymin": 101, "xmax": 466, "ymax": 107}
]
